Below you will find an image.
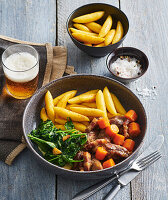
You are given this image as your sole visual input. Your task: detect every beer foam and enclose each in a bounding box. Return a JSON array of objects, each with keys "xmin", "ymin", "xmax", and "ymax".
[{"xmin": 3, "ymin": 52, "xmax": 39, "ymax": 82}]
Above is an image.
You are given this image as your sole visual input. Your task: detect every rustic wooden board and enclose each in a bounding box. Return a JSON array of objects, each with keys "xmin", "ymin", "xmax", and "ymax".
[
  {"xmin": 57, "ymin": 1, "xmax": 131, "ymax": 200},
  {"xmin": 0, "ymin": 1, "xmax": 56, "ymax": 200},
  {"xmin": 121, "ymin": 0, "xmax": 168, "ymax": 199}
]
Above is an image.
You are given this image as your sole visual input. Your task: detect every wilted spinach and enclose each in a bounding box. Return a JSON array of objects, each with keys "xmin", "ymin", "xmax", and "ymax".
[{"xmin": 28, "ymin": 119, "xmax": 87, "ymax": 167}]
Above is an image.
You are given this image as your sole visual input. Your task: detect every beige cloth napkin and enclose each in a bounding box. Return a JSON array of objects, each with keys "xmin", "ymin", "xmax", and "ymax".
[{"xmin": 0, "ymin": 35, "xmax": 76, "ymax": 165}]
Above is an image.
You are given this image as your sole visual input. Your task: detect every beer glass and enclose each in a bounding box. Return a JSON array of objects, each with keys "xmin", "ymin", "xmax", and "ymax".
[{"xmin": 2, "ymin": 44, "xmax": 39, "ymax": 99}]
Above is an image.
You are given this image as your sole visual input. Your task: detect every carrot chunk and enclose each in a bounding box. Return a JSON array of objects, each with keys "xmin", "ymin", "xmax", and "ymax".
[
  {"xmin": 103, "ymin": 158, "xmax": 115, "ymax": 169},
  {"xmin": 113, "ymin": 134, "xmax": 125, "ymax": 145},
  {"xmin": 125, "ymin": 110, "xmax": 138, "ymax": 122},
  {"xmin": 128, "ymin": 122, "xmax": 141, "ymax": 137},
  {"xmin": 105, "ymin": 124, "xmax": 119, "ymax": 138},
  {"xmin": 53, "ymin": 147, "xmax": 62, "ymax": 155},
  {"xmin": 95, "ymin": 146, "xmax": 108, "ymax": 160},
  {"xmin": 123, "ymin": 139, "xmax": 135, "ymax": 151},
  {"xmin": 97, "ymin": 118, "xmax": 110, "ymax": 129}
]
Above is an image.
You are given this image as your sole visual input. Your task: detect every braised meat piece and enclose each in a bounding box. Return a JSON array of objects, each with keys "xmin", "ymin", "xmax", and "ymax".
[
  {"xmin": 73, "ymin": 151, "xmax": 84, "ymax": 170},
  {"xmin": 83, "ymin": 152, "xmax": 92, "ymax": 171},
  {"xmin": 97, "ymin": 129, "xmax": 111, "ymax": 143},
  {"xmin": 91, "ymin": 158, "xmax": 103, "ymax": 171},
  {"xmin": 87, "ymin": 131, "xmax": 97, "ymax": 143},
  {"xmin": 105, "ymin": 143, "xmax": 130, "ymax": 160},
  {"xmin": 84, "ymin": 139, "xmax": 107, "ymax": 152},
  {"xmin": 85, "ymin": 118, "xmax": 99, "ymax": 132},
  {"xmin": 123, "ymin": 119, "xmax": 130, "ymax": 138},
  {"xmin": 109, "ymin": 116, "xmax": 126, "ymax": 127}
]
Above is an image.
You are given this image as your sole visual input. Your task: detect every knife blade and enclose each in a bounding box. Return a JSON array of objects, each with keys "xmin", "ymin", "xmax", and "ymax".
[
  {"xmin": 103, "ymin": 135, "xmax": 164, "ymax": 200},
  {"xmin": 72, "ymin": 135, "xmax": 164, "ymax": 200}
]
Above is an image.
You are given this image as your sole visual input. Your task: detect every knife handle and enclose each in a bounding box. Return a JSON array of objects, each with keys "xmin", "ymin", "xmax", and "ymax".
[
  {"xmin": 103, "ymin": 184, "xmax": 121, "ymax": 200},
  {"xmin": 72, "ymin": 175, "xmax": 117, "ymax": 200}
]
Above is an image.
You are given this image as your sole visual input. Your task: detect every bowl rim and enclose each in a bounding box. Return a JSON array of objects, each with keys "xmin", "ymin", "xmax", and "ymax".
[
  {"xmin": 23, "ymin": 74, "xmax": 147, "ymax": 174},
  {"xmin": 106, "ymin": 47, "xmax": 149, "ymax": 81},
  {"xmin": 66, "ymin": 3, "xmax": 129, "ymax": 48}
]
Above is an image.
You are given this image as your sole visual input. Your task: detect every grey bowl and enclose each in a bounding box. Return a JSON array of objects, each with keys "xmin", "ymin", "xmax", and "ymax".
[
  {"xmin": 23, "ymin": 75, "xmax": 147, "ymax": 180},
  {"xmin": 67, "ymin": 3, "xmax": 129, "ymax": 57}
]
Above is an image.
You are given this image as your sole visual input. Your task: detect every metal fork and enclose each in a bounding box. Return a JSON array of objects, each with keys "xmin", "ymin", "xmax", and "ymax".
[
  {"xmin": 103, "ymin": 151, "xmax": 162, "ymax": 200},
  {"xmin": 72, "ymin": 151, "xmax": 162, "ymax": 200}
]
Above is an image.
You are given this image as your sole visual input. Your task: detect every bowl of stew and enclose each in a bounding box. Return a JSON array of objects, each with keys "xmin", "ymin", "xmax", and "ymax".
[{"xmin": 23, "ymin": 74, "xmax": 147, "ymax": 179}]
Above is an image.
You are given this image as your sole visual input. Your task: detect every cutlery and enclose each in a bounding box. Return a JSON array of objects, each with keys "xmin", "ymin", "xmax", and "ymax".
[
  {"xmin": 103, "ymin": 150, "xmax": 162, "ymax": 200},
  {"xmin": 72, "ymin": 135, "xmax": 164, "ymax": 200}
]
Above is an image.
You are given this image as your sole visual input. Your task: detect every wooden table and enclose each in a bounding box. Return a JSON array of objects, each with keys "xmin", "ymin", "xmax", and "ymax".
[{"xmin": 0, "ymin": 0, "xmax": 168, "ymax": 199}]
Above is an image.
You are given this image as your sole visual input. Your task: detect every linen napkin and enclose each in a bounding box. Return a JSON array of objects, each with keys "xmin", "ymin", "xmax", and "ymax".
[{"xmin": 0, "ymin": 35, "xmax": 76, "ymax": 165}]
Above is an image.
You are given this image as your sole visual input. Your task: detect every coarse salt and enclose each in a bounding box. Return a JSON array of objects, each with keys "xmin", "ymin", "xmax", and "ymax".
[{"xmin": 110, "ymin": 57, "xmax": 142, "ymax": 78}]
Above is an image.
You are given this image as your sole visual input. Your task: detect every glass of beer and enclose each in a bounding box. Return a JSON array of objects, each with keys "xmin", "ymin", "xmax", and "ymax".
[{"xmin": 2, "ymin": 44, "xmax": 39, "ymax": 99}]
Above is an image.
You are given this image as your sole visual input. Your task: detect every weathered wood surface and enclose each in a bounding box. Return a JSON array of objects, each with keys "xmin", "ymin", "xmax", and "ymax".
[
  {"xmin": 121, "ymin": 0, "xmax": 168, "ymax": 199},
  {"xmin": 57, "ymin": 1, "xmax": 131, "ymax": 200},
  {"xmin": 0, "ymin": 1, "xmax": 56, "ymax": 200},
  {"xmin": 0, "ymin": 0, "xmax": 168, "ymax": 199}
]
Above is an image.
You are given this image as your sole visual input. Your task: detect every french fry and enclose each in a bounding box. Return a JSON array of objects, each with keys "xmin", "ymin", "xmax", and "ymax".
[
  {"xmin": 57, "ymin": 90, "xmax": 77, "ymax": 108},
  {"xmin": 40, "ymin": 107, "xmax": 48, "ymax": 121},
  {"xmin": 68, "ymin": 90, "xmax": 98, "ymax": 104},
  {"xmin": 103, "ymin": 87, "xmax": 117, "ymax": 115},
  {"xmin": 112, "ymin": 21, "xmax": 124, "ymax": 44},
  {"xmin": 68, "ymin": 93, "xmax": 96, "ymax": 104},
  {"xmin": 70, "ymin": 28, "xmax": 98, "ymax": 36},
  {"xmin": 72, "ymin": 32, "xmax": 105, "ymax": 44},
  {"xmin": 53, "ymin": 91, "xmax": 71, "ymax": 106},
  {"xmin": 55, "ymin": 125, "xmax": 66, "ymax": 130},
  {"xmin": 85, "ymin": 22, "xmax": 102, "ymax": 33},
  {"xmin": 104, "ymin": 29, "xmax": 116, "ymax": 46},
  {"xmin": 94, "ymin": 42, "xmax": 105, "ymax": 47},
  {"xmin": 45, "ymin": 91, "xmax": 55, "ymax": 123},
  {"xmin": 96, "ymin": 90, "xmax": 107, "ymax": 117},
  {"xmin": 73, "ymin": 11, "xmax": 104, "ymax": 23},
  {"xmin": 54, "ymin": 107, "xmax": 89, "ymax": 122},
  {"xmin": 99, "ymin": 15, "xmax": 113, "ymax": 38},
  {"xmin": 107, "ymin": 112, "xmax": 121, "ymax": 119},
  {"xmin": 82, "ymin": 102, "xmax": 97, "ymax": 108},
  {"xmin": 73, "ymin": 23, "xmax": 92, "ymax": 32},
  {"xmin": 111, "ymin": 93, "xmax": 126, "ymax": 115},
  {"xmin": 84, "ymin": 43, "xmax": 92, "ymax": 46},
  {"xmin": 70, "ymin": 107, "xmax": 105, "ymax": 117},
  {"xmin": 55, "ymin": 118, "xmax": 87, "ymax": 132},
  {"xmin": 81, "ymin": 121, "xmax": 90, "ymax": 127}
]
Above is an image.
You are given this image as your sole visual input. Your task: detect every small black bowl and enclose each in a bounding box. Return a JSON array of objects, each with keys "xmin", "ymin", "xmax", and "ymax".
[
  {"xmin": 66, "ymin": 3, "xmax": 129, "ymax": 57},
  {"xmin": 106, "ymin": 47, "xmax": 149, "ymax": 84}
]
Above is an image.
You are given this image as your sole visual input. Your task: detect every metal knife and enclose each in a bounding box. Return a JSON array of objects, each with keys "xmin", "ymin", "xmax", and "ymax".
[
  {"xmin": 72, "ymin": 135, "xmax": 164, "ymax": 200},
  {"xmin": 103, "ymin": 134, "xmax": 164, "ymax": 200}
]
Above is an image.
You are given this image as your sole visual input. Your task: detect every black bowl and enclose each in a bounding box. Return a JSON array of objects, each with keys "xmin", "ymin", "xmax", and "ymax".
[
  {"xmin": 67, "ymin": 3, "xmax": 129, "ymax": 57},
  {"xmin": 106, "ymin": 47, "xmax": 149, "ymax": 84},
  {"xmin": 23, "ymin": 75, "xmax": 147, "ymax": 180}
]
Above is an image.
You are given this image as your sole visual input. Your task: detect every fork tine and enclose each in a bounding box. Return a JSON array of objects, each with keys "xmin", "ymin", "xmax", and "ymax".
[
  {"xmin": 138, "ymin": 152, "xmax": 161, "ymax": 167},
  {"xmin": 139, "ymin": 153, "xmax": 162, "ymax": 169},
  {"xmin": 136, "ymin": 151, "xmax": 158, "ymax": 165}
]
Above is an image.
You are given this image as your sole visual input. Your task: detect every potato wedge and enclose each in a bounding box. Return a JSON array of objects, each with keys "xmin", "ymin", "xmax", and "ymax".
[
  {"xmin": 99, "ymin": 15, "xmax": 113, "ymax": 38},
  {"xmin": 81, "ymin": 121, "xmax": 90, "ymax": 127},
  {"xmin": 55, "ymin": 118, "xmax": 66, "ymax": 125},
  {"xmin": 53, "ymin": 91, "xmax": 71, "ymax": 106},
  {"xmin": 68, "ymin": 93, "xmax": 96, "ymax": 104},
  {"xmin": 103, "ymin": 87, "xmax": 117, "ymax": 115},
  {"xmin": 70, "ymin": 28, "xmax": 98, "ymax": 36},
  {"xmin": 111, "ymin": 93, "xmax": 126, "ymax": 115},
  {"xmin": 85, "ymin": 22, "xmax": 102, "ymax": 33},
  {"xmin": 73, "ymin": 23, "xmax": 92, "ymax": 32},
  {"xmin": 104, "ymin": 29, "xmax": 116, "ymax": 46},
  {"xmin": 40, "ymin": 107, "xmax": 48, "ymax": 121},
  {"xmin": 45, "ymin": 91, "xmax": 55, "ymax": 123},
  {"xmin": 72, "ymin": 32, "xmax": 105, "ymax": 44},
  {"xmin": 73, "ymin": 11, "xmax": 104, "ymax": 23},
  {"xmin": 94, "ymin": 42, "xmax": 105, "ymax": 47},
  {"xmin": 70, "ymin": 107, "xmax": 105, "ymax": 117},
  {"xmin": 112, "ymin": 21, "xmax": 124, "ymax": 44},
  {"xmin": 96, "ymin": 90, "xmax": 107, "ymax": 117},
  {"xmin": 57, "ymin": 90, "xmax": 77, "ymax": 108},
  {"xmin": 55, "ymin": 125, "xmax": 66, "ymax": 130},
  {"xmin": 82, "ymin": 102, "xmax": 97, "ymax": 108},
  {"xmin": 84, "ymin": 43, "xmax": 92, "ymax": 46},
  {"xmin": 54, "ymin": 107, "xmax": 89, "ymax": 121}
]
